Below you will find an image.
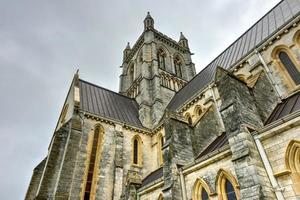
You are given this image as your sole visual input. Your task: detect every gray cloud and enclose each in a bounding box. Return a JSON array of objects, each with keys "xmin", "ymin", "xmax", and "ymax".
[{"xmin": 0, "ymin": 0, "xmax": 279, "ymax": 199}]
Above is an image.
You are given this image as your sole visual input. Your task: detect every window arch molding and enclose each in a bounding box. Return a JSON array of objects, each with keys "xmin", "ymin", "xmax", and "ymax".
[
  {"xmin": 194, "ymin": 105, "xmax": 203, "ymax": 117},
  {"xmin": 285, "ymin": 139, "xmax": 300, "ymax": 195},
  {"xmin": 192, "ymin": 178, "xmax": 213, "ymax": 200},
  {"xmin": 157, "ymin": 193, "xmax": 164, "ymax": 200},
  {"xmin": 184, "ymin": 112, "xmax": 193, "ymax": 126},
  {"xmin": 216, "ymin": 169, "xmax": 240, "ymax": 200},
  {"xmin": 131, "ymin": 134, "xmax": 143, "ymax": 166},
  {"xmin": 271, "ymin": 45, "xmax": 300, "ymax": 87},
  {"xmin": 292, "ymin": 29, "xmax": 300, "ymax": 46}
]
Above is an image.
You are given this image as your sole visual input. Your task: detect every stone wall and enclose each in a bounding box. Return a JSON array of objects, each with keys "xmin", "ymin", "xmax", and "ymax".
[
  {"xmin": 184, "ymin": 152, "xmax": 235, "ymax": 200},
  {"xmin": 192, "ymin": 106, "xmax": 222, "ymax": 156},
  {"xmin": 260, "ymin": 119, "xmax": 300, "ymax": 199}
]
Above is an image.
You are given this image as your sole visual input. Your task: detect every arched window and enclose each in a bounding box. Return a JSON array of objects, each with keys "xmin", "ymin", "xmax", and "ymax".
[
  {"xmin": 158, "ymin": 193, "xmax": 164, "ymax": 200},
  {"xmin": 185, "ymin": 113, "xmax": 193, "ymax": 126},
  {"xmin": 139, "ymin": 50, "xmax": 143, "ymax": 63},
  {"xmin": 216, "ymin": 169, "xmax": 240, "ymax": 200},
  {"xmin": 157, "ymin": 49, "xmax": 166, "ymax": 70},
  {"xmin": 157, "ymin": 133, "xmax": 164, "ymax": 166},
  {"xmin": 84, "ymin": 125, "xmax": 104, "ymax": 200},
  {"xmin": 194, "ymin": 105, "xmax": 202, "ymax": 117},
  {"xmin": 129, "ymin": 64, "xmax": 135, "ymax": 84},
  {"xmin": 285, "ymin": 140, "xmax": 300, "ymax": 195},
  {"xmin": 192, "ymin": 178, "xmax": 212, "ymax": 200},
  {"xmin": 174, "ymin": 56, "xmax": 183, "ymax": 78},
  {"xmin": 278, "ymin": 51, "xmax": 300, "ymax": 85},
  {"xmin": 132, "ymin": 135, "xmax": 142, "ymax": 166}
]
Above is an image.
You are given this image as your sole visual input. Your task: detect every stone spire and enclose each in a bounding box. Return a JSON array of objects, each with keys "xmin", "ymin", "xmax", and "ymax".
[
  {"xmin": 144, "ymin": 12, "xmax": 154, "ymax": 30},
  {"xmin": 178, "ymin": 32, "xmax": 189, "ymax": 49},
  {"xmin": 123, "ymin": 42, "xmax": 131, "ymax": 62}
]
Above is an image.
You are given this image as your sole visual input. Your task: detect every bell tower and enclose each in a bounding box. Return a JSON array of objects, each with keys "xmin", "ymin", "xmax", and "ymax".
[{"xmin": 119, "ymin": 12, "xmax": 196, "ymax": 128}]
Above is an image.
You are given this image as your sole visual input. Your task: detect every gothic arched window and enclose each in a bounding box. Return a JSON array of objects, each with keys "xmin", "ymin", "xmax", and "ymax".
[
  {"xmin": 192, "ymin": 178, "xmax": 212, "ymax": 200},
  {"xmin": 174, "ymin": 56, "xmax": 182, "ymax": 78},
  {"xmin": 157, "ymin": 133, "xmax": 164, "ymax": 166},
  {"xmin": 157, "ymin": 49, "xmax": 166, "ymax": 70},
  {"xmin": 278, "ymin": 51, "xmax": 300, "ymax": 85},
  {"xmin": 185, "ymin": 113, "xmax": 192, "ymax": 126},
  {"xmin": 129, "ymin": 64, "xmax": 135, "ymax": 84},
  {"xmin": 286, "ymin": 140, "xmax": 300, "ymax": 195},
  {"xmin": 84, "ymin": 125, "xmax": 104, "ymax": 200},
  {"xmin": 132, "ymin": 135, "xmax": 142, "ymax": 166},
  {"xmin": 217, "ymin": 169, "xmax": 239, "ymax": 200}
]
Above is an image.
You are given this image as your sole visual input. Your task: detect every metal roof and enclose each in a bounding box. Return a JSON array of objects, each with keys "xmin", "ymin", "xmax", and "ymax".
[
  {"xmin": 265, "ymin": 90, "xmax": 300, "ymax": 124},
  {"xmin": 79, "ymin": 79, "xmax": 144, "ymax": 128},
  {"xmin": 196, "ymin": 132, "xmax": 229, "ymax": 159},
  {"xmin": 141, "ymin": 167, "xmax": 163, "ymax": 187},
  {"xmin": 168, "ymin": 0, "xmax": 300, "ymax": 111}
]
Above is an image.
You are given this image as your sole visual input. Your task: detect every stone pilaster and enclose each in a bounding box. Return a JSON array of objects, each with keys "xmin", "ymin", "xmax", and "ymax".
[{"xmin": 113, "ymin": 126, "xmax": 124, "ymax": 200}]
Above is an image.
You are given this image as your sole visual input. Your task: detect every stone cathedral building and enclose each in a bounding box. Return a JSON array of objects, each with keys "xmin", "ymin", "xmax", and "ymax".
[{"xmin": 26, "ymin": 0, "xmax": 300, "ymax": 199}]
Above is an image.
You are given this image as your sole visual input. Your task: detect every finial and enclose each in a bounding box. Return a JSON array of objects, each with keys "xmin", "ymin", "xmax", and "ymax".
[
  {"xmin": 144, "ymin": 11, "xmax": 154, "ymax": 30},
  {"xmin": 76, "ymin": 69, "xmax": 79, "ymax": 74},
  {"xmin": 179, "ymin": 32, "xmax": 187, "ymax": 40},
  {"xmin": 178, "ymin": 32, "xmax": 189, "ymax": 49},
  {"xmin": 125, "ymin": 42, "xmax": 131, "ymax": 50}
]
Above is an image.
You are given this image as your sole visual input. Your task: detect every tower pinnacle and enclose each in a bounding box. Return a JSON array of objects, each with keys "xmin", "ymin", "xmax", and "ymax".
[
  {"xmin": 178, "ymin": 32, "xmax": 189, "ymax": 49},
  {"xmin": 144, "ymin": 12, "xmax": 154, "ymax": 30}
]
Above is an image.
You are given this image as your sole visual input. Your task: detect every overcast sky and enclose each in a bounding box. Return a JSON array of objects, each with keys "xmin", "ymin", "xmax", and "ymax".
[{"xmin": 0, "ymin": 0, "xmax": 280, "ymax": 199}]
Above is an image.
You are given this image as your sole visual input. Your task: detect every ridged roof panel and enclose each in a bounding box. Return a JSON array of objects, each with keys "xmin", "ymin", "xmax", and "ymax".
[
  {"xmin": 168, "ymin": 0, "xmax": 300, "ymax": 111},
  {"xmin": 79, "ymin": 79, "xmax": 144, "ymax": 128}
]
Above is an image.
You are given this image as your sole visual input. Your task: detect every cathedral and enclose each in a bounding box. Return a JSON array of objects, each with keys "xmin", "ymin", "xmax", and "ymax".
[{"xmin": 26, "ymin": 0, "xmax": 300, "ymax": 199}]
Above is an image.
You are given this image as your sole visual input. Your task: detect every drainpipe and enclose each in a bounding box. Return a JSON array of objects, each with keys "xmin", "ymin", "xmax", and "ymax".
[
  {"xmin": 253, "ymin": 134, "xmax": 285, "ymax": 200},
  {"xmin": 254, "ymin": 49, "xmax": 282, "ymax": 99},
  {"xmin": 209, "ymin": 84, "xmax": 225, "ymax": 132},
  {"xmin": 179, "ymin": 168, "xmax": 188, "ymax": 200}
]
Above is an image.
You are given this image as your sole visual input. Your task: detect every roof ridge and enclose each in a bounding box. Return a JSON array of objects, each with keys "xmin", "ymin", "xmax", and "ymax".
[{"xmin": 79, "ymin": 79, "xmax": 136, "ymax": 102}]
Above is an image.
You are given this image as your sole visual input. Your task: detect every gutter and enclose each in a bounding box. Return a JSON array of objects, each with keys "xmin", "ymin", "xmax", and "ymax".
[
  {"xmin": 179, "ymin": 168, "xmax": 188, "ymax": 200},
  {"xmin": 253, "ymin": 136, "xmax": 285, "ymax": 200},
  {"xmin": 255, "ymin": 49, "xmax": 282, "ymax": 99}
]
